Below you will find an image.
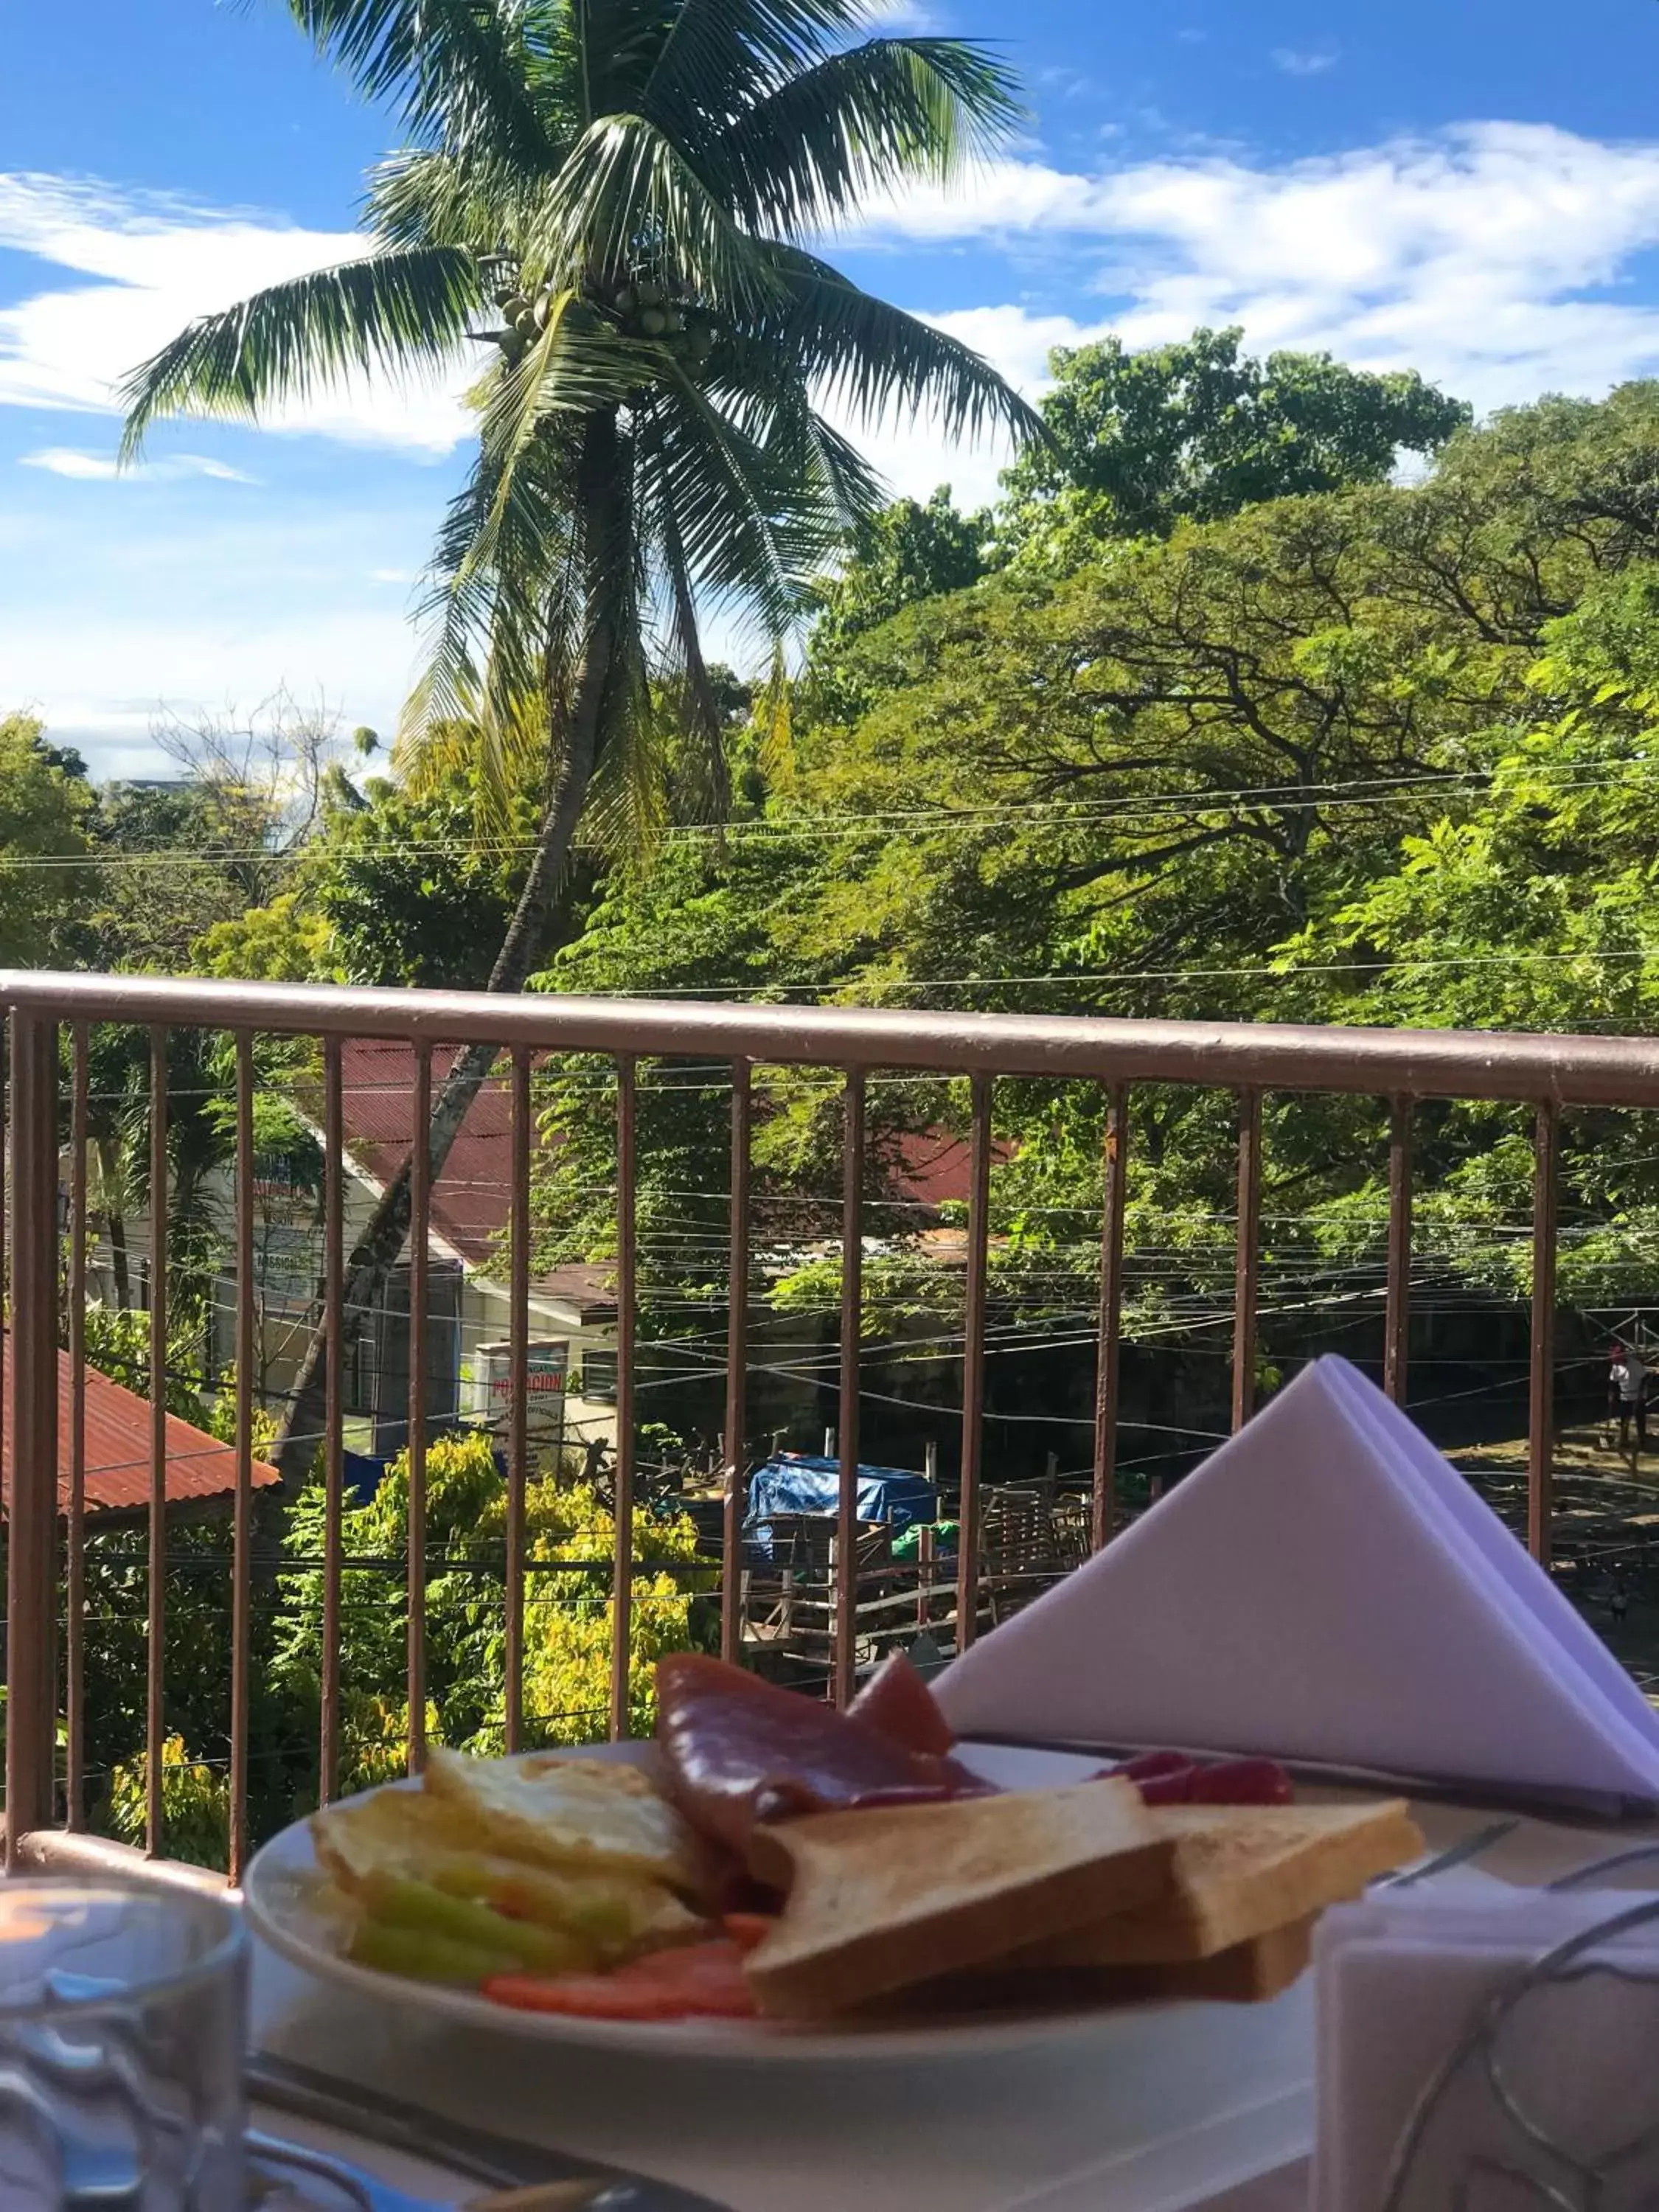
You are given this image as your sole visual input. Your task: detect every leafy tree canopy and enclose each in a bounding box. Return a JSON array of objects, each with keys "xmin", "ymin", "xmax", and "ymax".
[
  {"xmin": 0, "ymin": 711, "xmax": 93, "ymax": 967},
  {"xmin": 801, "ymin": 485, "xmax": 991, "ymax": 721},
  {"xmin": 998, "ymin": 327, "xmax": 1470, "ymax": 570}
]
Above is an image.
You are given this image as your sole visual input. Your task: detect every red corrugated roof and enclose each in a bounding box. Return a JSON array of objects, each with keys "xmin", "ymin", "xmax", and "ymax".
[
  {"xmin": 338, "ymin": 1038, "xmax": 613, "ymax": 1312},
  {"xmin": 336, "ymin": 1041, "xmax": 984, "ymax": 1291},
  {"xmin": 1, "ymin": 1339, "xmax": 280, "ymax": 1517}
]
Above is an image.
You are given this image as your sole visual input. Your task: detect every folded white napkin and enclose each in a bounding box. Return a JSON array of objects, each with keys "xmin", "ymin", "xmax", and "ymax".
[
  {"xmin": 933, "ymin": 1355, "xmax": 1659, "ymax": 1801},
  {"xmin": 1313, "ymin": 1889, "xmax": 1659, "ymax": 2208}
]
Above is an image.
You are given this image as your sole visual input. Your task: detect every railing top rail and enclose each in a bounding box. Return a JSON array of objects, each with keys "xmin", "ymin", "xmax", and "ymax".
[{"xmin": 6, "ymin": 970, "xmax": 1659, "ymax": 1107}]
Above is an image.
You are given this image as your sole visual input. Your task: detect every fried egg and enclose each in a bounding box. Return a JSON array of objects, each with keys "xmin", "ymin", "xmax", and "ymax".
[
  {"xmin": 310, "ymin": 1777, "xmax": 701, "ymax": 1947},
  {"xmin": 422, "ymin": 1746, "xmax": 698, "ymax": 1889}
]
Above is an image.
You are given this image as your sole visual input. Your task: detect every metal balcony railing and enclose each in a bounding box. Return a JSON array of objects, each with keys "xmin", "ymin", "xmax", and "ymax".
[{"xmin": 5, "ymin": 969, "xmax": 1659, "ymax": 1883}]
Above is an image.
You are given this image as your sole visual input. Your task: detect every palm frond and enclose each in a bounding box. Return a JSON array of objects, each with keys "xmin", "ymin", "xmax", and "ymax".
[
  {"xmin": 750, "ymin": 245, "xmax": 1043, "ymax": 445},
  {"xmin": 532, "ymin": 114, "xmax": 784, "ymax": 311},
  {"xmin": 119, "ymin": 246, "xmax": 479, "ymax": 457},
  {"xmin": 625, "ymin": 0, "xmax": 862, "ymax": 133},
  {"xmin": 458, "ymin": 305, "xmax": 664, "ymax": 623},
  {"xmin": 645, "ymin": 423, "xmax": 730, "ymax": 818},
  {"xmin": 276, "ymin": 0, "xmax": 558, "ymax": 167},
  {"xmin": 367, "ymin": 145, "xmax": 552, "ymax": 250},
  {"xmin": 400, "ymin": 420, "xmax": 585, "ymax": 826},
  {"xmin": 713, "ymin": 38, "xmax": 1023, "ymax": 235},
  {"xmin": 706, "ymin": 341, "xmax": 885, "ymax": 530},
  {"xmin": 645, "ymin": 375, "xmax": 813, "ymax": 634}
]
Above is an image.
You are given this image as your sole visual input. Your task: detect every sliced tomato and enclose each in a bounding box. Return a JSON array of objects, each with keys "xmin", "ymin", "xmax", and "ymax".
[
  {"xmin": 721, "ymin": 1913, "xmax": 778, "ymax": 1953},
  {"xmin": 484, "ymin": 1938, "xmax": 758, "ymax": 2021},
  {"xmin": 485, "ymin": 1972, "xmax": 684, "ymax": 2020}
]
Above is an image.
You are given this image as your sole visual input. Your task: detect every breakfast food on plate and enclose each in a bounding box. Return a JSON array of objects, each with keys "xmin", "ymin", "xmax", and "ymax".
[
  {"xmin": 654, "ymin": 1652, "xmax": 988, "ymax": 1852},
  {"xmin": 1012, "ymin": 1798, "xmax": 1424, "ymax": 1970},
  {"xmin": 742, "ymin": 1779, "xmax": 1171, "ymax": 2018},
  {"xmin": 1082, "ymin": 1915, "xmax": 1318, "ymax": 2006},
  {"xmin": 308, "ymin": 1753, "xmax": 706, "ymax": 1991},
  {"xmin": 302, "ymin": 1654, "xmax": 1424, "ymax": 2027},
  {"xmin": 846, "ymin": 1648, "xmax": 957, "ymax": 1756},
  {"xmin": 422, "ymin": 1745, "xmax": 698, "ymax": 1887},
  {"xmin": 1112, "ymin": 1749, "xmax": 1295, "ymax": 1806}
]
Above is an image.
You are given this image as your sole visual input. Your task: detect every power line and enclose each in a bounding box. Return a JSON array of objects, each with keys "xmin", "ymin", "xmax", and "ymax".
[{"xmin": 7, "ymin": 757, "xmax": 1659, "ymax": 873}]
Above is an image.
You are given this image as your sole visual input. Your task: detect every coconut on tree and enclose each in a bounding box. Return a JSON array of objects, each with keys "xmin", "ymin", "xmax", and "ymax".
[{"xmin": 121, "ymin": 0, "xmax": 1040, "ymax": 1484}]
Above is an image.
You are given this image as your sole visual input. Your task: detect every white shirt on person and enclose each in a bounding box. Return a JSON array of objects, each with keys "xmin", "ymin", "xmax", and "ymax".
[{"xmin": 1614, "ymin": 1356, "xmax": 1647, "ymax": 1403}]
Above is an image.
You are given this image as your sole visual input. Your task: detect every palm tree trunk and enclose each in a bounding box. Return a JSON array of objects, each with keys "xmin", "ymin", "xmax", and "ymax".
[
  {"xmin": 99, "ymin": 1141, "xmax": 132, "ymax": 1310},
  {"xmin": 268, "ymin": 409, "xmax": 626, "ymax": 1487}
]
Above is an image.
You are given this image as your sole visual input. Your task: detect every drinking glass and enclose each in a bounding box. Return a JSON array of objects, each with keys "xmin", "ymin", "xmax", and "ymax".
[{"xmin": 0, "ymin": 1880, "xmax": 246, "ymax": 2210}]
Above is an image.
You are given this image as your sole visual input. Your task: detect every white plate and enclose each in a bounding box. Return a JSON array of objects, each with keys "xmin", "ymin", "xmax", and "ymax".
[{"xmin": 243, "ymin": 1737, "xmax": 1214, "ymax": 2062}]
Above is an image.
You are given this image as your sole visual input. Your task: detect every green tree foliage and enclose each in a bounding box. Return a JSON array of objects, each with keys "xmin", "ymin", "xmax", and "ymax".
[
  {"xmin": 83, "ymin": 703, "xmax": 341, "ymax": 974},
  {"xmin": 122, "ymin": 0, "xmax": 1037, "ymax": 981},
  {"xmin": 516, "ymin": 380, "xmax": 1659, "ymax": 1355},
  {"xmin": 998, "ymin": 327, "xmax": 1470, "ymax": 569},
  {"xmin": 316, "ymin": 760, "xmax": 534, "ymax": 987},
  {"xmin": 274, "ymin": 1430, "xmax": 709, "ymax": 1767},
  {"xmin": 106, "ymin": 1736, "xmax": 232, "ymax": 1870},
  {"xmin": 0, "ymin": 712, "xmax": 93, "ymax": 967},
  {"xmin": 801, "ymin": 486, "xmax": 991, "ymax": 721},
  {"xmin": 122, "ymin": 0, "xmax": 1037, "ymax": 1487}
]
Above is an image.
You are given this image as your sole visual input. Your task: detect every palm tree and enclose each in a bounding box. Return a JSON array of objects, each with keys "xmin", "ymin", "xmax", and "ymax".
[{"xmin": 121, "ymin": 0, "xmax": 1039, "ymax": 1483}]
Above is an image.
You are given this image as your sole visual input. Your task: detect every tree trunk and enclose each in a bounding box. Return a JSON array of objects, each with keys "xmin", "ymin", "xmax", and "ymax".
[
  {"xmin": 99, "ymin": 1141, "xmax": 131, "ymax": 1310},
  {"xmin": 268, "ymin": 410, "xmax": 627, "ymax": 1487}
]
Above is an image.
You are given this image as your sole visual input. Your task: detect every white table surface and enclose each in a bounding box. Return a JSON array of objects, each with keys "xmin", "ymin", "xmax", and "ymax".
[{"xmin": 247, "ymin": 1795, "xmax": 1658, "ymax": 2212}]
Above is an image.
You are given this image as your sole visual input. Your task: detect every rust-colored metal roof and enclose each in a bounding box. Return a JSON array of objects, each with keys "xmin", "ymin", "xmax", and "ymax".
[
  {"xmin": 338, "ymin": 1037, "xmax": 614, "ymax": 1312},
  {"xmin": 2, "ymin": 1340, "xmax": 281, "ymax": 1517},
  {"xmin": 335, "ymin": 1040, "xmax": 981, "ymax": 1295}
]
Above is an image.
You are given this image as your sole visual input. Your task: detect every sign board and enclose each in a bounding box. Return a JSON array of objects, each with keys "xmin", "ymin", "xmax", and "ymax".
[{"xmin": 477, "ymin": 1339, "xmax": 568, "ymax": 1452}]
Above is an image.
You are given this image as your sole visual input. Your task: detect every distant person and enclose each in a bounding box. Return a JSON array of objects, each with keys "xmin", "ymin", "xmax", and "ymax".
[{"xmin": 1611, "ymin": 1343, "xmax": 1649, "ymax": 1454}]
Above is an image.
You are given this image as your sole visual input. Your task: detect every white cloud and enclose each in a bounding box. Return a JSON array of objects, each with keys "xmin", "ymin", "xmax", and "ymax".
[
  {"xmin": 858, "ymin": 0, "xmax": 942, "ymax": 26},
  {"xmin": 0, "ymin": 172, "xmax": 472, "ymax": 456},
  {"xmin": 1273, "ymin": 48, "xmax": 1338, "ymax": 76},
  {"xmin": 21, "ymin": 445, "xmax": 257, "ymax": 482},
  {"xmin": 20, "ymin": 121, "xmax": 1659, "ymax": 748},
  {"xmin": 841, "ymin": 123, "xmax": 1659, "ymax": 416}
]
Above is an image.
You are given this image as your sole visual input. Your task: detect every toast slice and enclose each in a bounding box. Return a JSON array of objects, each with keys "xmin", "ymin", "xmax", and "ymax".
[
  {"xmin": 1079, "ymin": 1913, "xmax": 1316, "ymax": 2003},
  {"xmin": 918, "ymin": 1912, "xmax": 1319, "ymax": 2017},
  {"xmin": 1014, "ymin": 1798, "xmax": 1421, "ymax": 1969},
  {"xmin": 743, "ymin": 1779, "xmax": 1174, "ymax": 2018}
]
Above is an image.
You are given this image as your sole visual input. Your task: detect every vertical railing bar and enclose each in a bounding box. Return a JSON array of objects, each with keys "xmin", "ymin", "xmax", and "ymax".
[
  {"xmin": 506, "ymin": 1045, "xmax": 531, "ymax": 1753},
  {"xmin": 1529, "ymin": 1098, "xmax": 1560, "ymax": 1567},
  {"xmin": 609, "ymin": 1057, "xmax": 637, "ymax": 1740},
  {"xmin": 835, "ymin": 1068, "xmax": 866, "ymax": 1708},
  {"xmin": 229, "ymin": 1029, "xmax": 255, "ymax": 1884},
  {"xmin": 1091, "ymin": 1082, "xmax": 1129, "ymax": 1552},
  {"xmin": 406, "ymin": 1043, "xmax": 431, "ymax": 1774},
  {"xmin": 146, "ymin": 1024, "xmax": 168, "ymax": 1857},
  {"xmin": 1385, "ymin": 1094, "xmax": 1414, "ymax": 1408},
  {"xmin": 954, "ymin": 1075, "xmax": 994, "ymax": 1654},
  {"xmin": 1231, "ymin": 1087, "xmax": 1263, "ymax": 1433},
  {"xmin": 720, "ymin": 1058, "xmax": 751, "ymax": 1667},
  {"xmin": 0, "ymin": 1025, "xmax": 6, "ymax": 1847},
  {"xmin": 320, "ymin": 1035, "xmax": 344, "ymax": 1806},
  {"xmin": 5, "ymin": 1014, "xmax": 58, "ymax": 1862},
  {"xmin": 66, "ymin": 1022, "xmax": 88, "ymax": 1829}
]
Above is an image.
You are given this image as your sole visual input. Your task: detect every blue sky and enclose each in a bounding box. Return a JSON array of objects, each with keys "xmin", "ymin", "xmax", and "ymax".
[{"xmin": 8, "ymin": 0, "xmax": 1659, "ymax": 773}]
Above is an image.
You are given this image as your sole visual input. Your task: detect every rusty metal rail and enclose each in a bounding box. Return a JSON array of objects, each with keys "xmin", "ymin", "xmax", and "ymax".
[{"xmin": 5, "ymin": 968, "xmax": 1658, "ymax": 1879}]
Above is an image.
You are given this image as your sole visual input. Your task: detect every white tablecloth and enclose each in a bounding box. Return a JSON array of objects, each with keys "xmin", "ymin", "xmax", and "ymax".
[{"xmin": 246, "ymin": 1797, "xmax": 1655, "ymax": 2212}]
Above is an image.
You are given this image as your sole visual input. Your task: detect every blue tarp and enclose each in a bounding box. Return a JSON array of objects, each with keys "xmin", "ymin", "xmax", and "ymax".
[
  {"xmin": 743, "ymin": 1453, "xmax": 938, "ymax": 1559},
  {"xmin": 344, "ymin": 1449, "xmax": 388, "ymax": 1503}
]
